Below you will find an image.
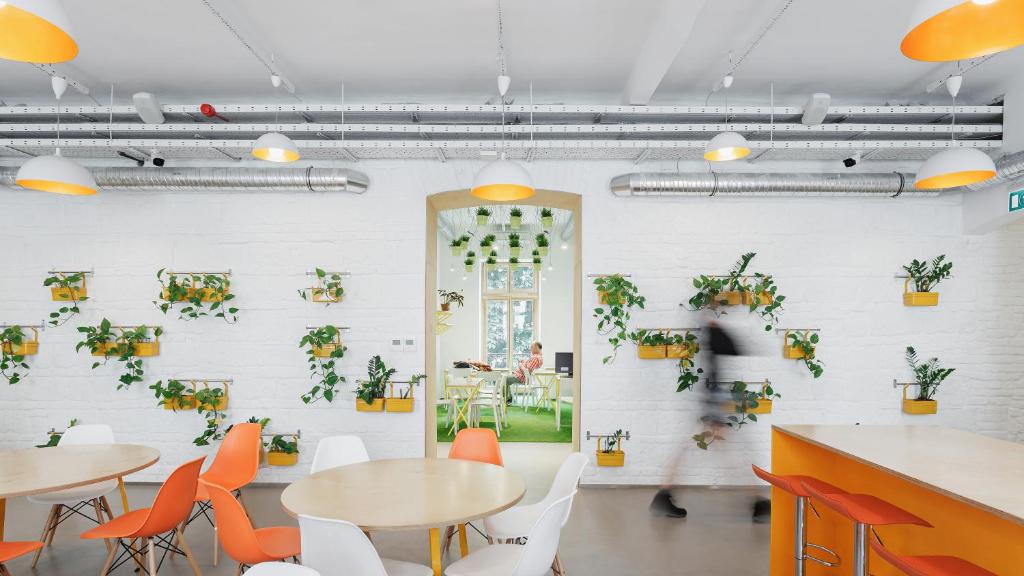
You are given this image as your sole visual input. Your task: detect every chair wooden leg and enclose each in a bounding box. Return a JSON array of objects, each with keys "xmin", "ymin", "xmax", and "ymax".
[
  {"xmin": 92, "ymin": 499, "xmax": 112, "ymax": 552},
  {"xmin": 32, "ymin": 505, "xmax": 58, "ymax": 567},
  {"xmin": 213, "ymin": 524, "xmax": 220, "ymax": 566},
  {"xmin": 99, "ymin": 539, "xmax": 117, "ymax": 576},
  {"xmin": 45, "ymin": 505, "xmax": 61, "ymax": 546},
  {"xmin": 234, "ymin": 562, "xmax": 243, "ymax": 576},
  {"xmin": 147, "ymin": 538, "xmax": 157, "ymax": 576},
  {"xmin": 176, "ymin": 527, "xmax": 202, "ymax": 576},
  {"xmin": 552, "ymin": 552, "xmax": 566, "ymax": 576},
  {"xmin": 99, "ymin": 496, "xmax": 115, "ymax": 521},
  {"xmin": 0, "ymin": 562, "xmax": 10, "ymax": 576}
]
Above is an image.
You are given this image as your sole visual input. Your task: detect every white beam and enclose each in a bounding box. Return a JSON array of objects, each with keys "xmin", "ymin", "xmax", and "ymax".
[
  {"xmin": 200, "ymin": 0, "xmax": 297, "ymax": 96},
  {"xmin": 622, "ymin": 0, "xmax": 709, "ymax": 105}
]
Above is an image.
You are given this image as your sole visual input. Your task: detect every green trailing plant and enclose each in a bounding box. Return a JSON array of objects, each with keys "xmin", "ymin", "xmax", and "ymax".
[
  {"xmin": 688, "ymin": 253, "xmax": 785, "ymax": 330},
  {"xmin": 601, "ymin": 429, "xmax": 623, "ymax": 453},
  {"xmin": 0, "ymin": 326, "xmax": 31, "ymax": 385},
  {"xmin": 76, "ymin": 320, "xmax": 162, "ymax": 390},
  {"xmin": 155, "ymin": 269, "xmax": 238, "ymax": 323},
  {"xmin": 149, "ymin": 379, "xmax": 192, "ymax": 410},
  {"xmin": 593, "ymin": 275, "xmax": 646, "ymax": 364},
  {"xmin": 902, "ymin": 255, "xmax": 953, "ymax": 293},
  {"xmin": 227, "ymin": 416, "xmax": 270, "ymax": 437},
  {"xmin": 673, "ymin": 332, "xmax": 703, "ymax": 392},
  {"xmin": 299, "ymin": 267, "xmax": 345, "ymax": 305},
  {"xmin": 438, "ymin": 289, "xmax": 464, "ymax": 311},
  {"xmin": 44, "ymin": 272, "xmax": 88, "ymax": 327},
  {"xmin": 300, "ymin": 325, "xmax": 347, "ymax": 404},
  {"xmin": 693, "ymin": 381, "xmax": 779, "ymax": 450},
  {"xmin": 750, "ymin": 273, "xmax": 784, "ymax": 331},
  {"xmin": 399, "ymin": 373, "xmax": 426, "ymax": 399},
  {"xmin": 358, "ymin": 355, "xmax": 396, "ymax": 405},
  {"xmin": 788, "ymin": 332, "xmax": 824, "ymax": 378},
  {"xmin": 37, "ymin": 418, "xmax": 79, "ymax": 448},
  {"xmin": 269, "ymin": 434, "xmax": 298, "ymax": 454},
  {"xmin": 905, "ymin": 346, "xmax": 954, "ymax": 401},
  {"xmin": 192, "ymin": 386, "xmax": 227, "ymax": 446}
]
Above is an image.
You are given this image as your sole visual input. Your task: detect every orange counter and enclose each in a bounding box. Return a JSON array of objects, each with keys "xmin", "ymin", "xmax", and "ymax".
[{"xmin": 770, "ymin": 425, "xmax": 1023, "ymax": 575}]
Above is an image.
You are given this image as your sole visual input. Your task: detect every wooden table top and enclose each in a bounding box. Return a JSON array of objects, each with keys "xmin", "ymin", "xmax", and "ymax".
[
  {"xmin": 776, "ymin": 425, "xmax": 1024, "ymax": 525},
  {"xmin": 0, "ymin": 444, "xmax": 160, "ymax": 499},
  {"xmin": 280, "ymin": 458, "xmax": 526, "ymax": 531}
]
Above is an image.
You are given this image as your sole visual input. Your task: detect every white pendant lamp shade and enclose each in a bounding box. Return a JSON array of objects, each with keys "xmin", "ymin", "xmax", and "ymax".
[
  {"xmin": 471, "ymin": 157, "xmax": 535, "ymax": 201},
  {"xmin": 914, "ymin": 147, "xmax": 996, "ymax": 190},
  {"xmin": 901, "ymin": 0, "xmax": 1024, "ymax": 61},
  {"xmin": 704, "ymin": 131, "xmax": 751, "ymax": 162},
  {"xmin": 16, "ymin": 153, "xmax": 96, "ymax": 195},
  {"xmin": 0, "ymin": 0, "xmax": 78, "ymax": 63},
  {"xmin": 252, "ymin": 132, "xmax": 300, "ymax": 163}
]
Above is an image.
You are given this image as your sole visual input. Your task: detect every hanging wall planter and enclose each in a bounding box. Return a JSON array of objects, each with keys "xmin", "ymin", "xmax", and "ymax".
[
  {"xmin": 385, "ymin": 374, "xmax": 423, "ymax": 413},
  {"xmin": 299, "ymin": 268, "xmax": 347, "ymax": 304},
  {"xmin": 44, "ymin": 271, "xmax": 90, "ymax": 327},
  {"xmin": 77, "ymin": 321, "xmax": 163, "ymax": 391},
  {"xmin": 155, "ymin": 269, "xmax": 238, "ymax": 323},
  {"xmin": 721, "ymin": 380, "xmax": 777, "ymax": 415},
  {"xmin": 508, "ymin": 233, "xmax": 521, "ymax": 258},
  {"xmin": 300, "ymin": 326, "xmax": 347, "ymax": 404},
  {"xmin": 631, "ymin": 330, "xmax": 668, "ymax": 359},
  {"xmin": 541, "ymin": 208, "xmax": 554, "ymax": 230},
  {"xmin": 509, "ymin": 207, "xmax": 523, "ymax": 229},
  {"xmin": 476, "ymin": 207, "xmax": 491, "ymax": 227},
  {"xmin": 593, "ymin": 275, "xmax": 645, "ymax": 364},
  {"xmin": 266, "ymin": 434, "xmax": 300, "ymax": 466},
  {"xmin": 901, "ymin": 255, "xmax": 952, "ymax": 307},
  {"xmin": 1, "ymin": 325, "xmax": 40, "ymax": 385},
  {"xmin": 438, "ymin": 289, "xmax": 464, "ymax": 313},
  {"xmin": 898, "ymin": 346, "xmax": 953, "ymax": 415},
  {"xmin": 592, "ymin": 430, "xmax": 628, "ymax": 467},
  {"xmin": 687, "ymin": 253, "xmax": 785, "ymax": 331},
  {"xmin": 535, "ymin": 233, "xmax": 550, "ymax": 256},
  {"xmin": 356, "ymin": 355, "xmax": 394, "ymax": 413}
]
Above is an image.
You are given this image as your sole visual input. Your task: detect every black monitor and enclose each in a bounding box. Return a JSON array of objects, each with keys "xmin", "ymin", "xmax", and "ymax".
[{"xmin": 555, "ymin": 352, "xmax": 573, "ymax": 377}]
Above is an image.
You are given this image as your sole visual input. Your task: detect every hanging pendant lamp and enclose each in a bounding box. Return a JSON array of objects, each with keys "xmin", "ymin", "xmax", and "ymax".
[
  {"xmin": 915, "ymin": 148, "xmax": 996, "ymax": 189},
  {"xmin": 252, "ymin": 132, "xmax": 299, "ymax": 163},
  {"xmin": 704, "ymin": 131, "xmax": 751, "ymax": 162},
  {"xmin": 15, "ymin": 75, "xmax": 95, "ymax": 195},
  {"xmin": 472, "ymin": 154, "xmax": 535, "ymax": 201},
  {"xmin": 0, "ymin": 0, "xmax": 78, "ymax": 63},
  {"xmin": 901, "ymin": 0, "xmax": 1024, "ymax": 62}
]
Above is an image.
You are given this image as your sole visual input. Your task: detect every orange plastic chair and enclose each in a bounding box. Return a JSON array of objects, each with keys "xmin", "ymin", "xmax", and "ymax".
[
  {"xmin": 81, "ymin": 457, "xmax": 205, "ymax": 576},
  {"xmin": 0, "ymin": 541, "xmax": 44, "ymax": 576},
  {"xmin": 202, "ymin": 480, "xmax": 301, "ymax": 573},
  {"xmin": 182, "ymin": 422, "xmax": 262, "ymax": 565},
  {"xmin": 444, "ymin": 428, "xmax": 504, "ymax": 560},
  {"xmin": 871, "ymin": 540, "xmax": 997, "ymax": 576}
]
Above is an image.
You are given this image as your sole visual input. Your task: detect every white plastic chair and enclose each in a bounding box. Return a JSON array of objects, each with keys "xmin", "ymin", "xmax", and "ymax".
[
  {"xmin": 310, "ymin": 435, "xmax": 370, "ymax": 475},
  {"xmin": 445, "ymin": 493, "xmax": 576, "ymax": 576},
  {"xmin": 27, "ymin": 424, "xmax": 118, "ymax": 567},
  {"xmin": 246, "ymin": 563, "xmax": 321, "ymax": 575},
  {"xmin": 299, "ymin": 514, "xmax": 432, "ymax": 576}
]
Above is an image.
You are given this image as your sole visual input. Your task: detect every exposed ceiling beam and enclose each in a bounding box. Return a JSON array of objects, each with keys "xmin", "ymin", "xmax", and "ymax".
[
  {"xmin": 622, "ymin": 0, "xmax": 709, "ymax": 105},
  {"xmin": 200, "ymin": 0, "xmax": 298, "ymax": 97}
]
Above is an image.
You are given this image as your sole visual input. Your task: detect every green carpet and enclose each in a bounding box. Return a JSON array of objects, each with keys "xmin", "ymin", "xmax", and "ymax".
[{"xmin": 436, "ymin": 402, "xmax": 572, "ymax": 443}]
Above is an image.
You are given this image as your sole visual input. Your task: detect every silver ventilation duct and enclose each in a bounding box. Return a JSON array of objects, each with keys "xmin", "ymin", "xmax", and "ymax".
[
  {"xmin": 610, "ymin": 172, "xmax": 930, "ymax": 197},
  {"xmin": 0, "ymin": 166, "xmax": 369, "ymax": 193}
]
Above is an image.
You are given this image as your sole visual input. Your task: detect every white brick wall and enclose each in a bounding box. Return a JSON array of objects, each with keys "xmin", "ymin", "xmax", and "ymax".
[{"xmin": 2, "ymin": 159, "xmax": 1022, "ymax": 486}]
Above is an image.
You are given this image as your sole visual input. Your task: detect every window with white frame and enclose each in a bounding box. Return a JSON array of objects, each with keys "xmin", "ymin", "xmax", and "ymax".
[{"xmin": 482, "ymin": 263, "xmax": 538, "ymax": 370}]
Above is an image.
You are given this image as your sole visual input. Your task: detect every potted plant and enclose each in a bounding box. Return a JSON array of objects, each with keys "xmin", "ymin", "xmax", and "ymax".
[
  {"xmin": 630, "ymin": 329, "xmax": 668, "ymax": 359},
  {"xmin": 508, "ymin": 233, "xmax": 521, "ymax": 258},
  {"xmin": 76, "ymin": 320, "xmax": 162, "ymax": 391},
  {"xmin": 903, "ymin": 346, "xmax": 954, "ymax": 414},
  {"xmin": 267, "ymin": 434, "xmax": 300, "ymax": 466},
  {"xmin": 479, "ymin": 234, "xmax": 496, "ymax": 251},
  {"xmin": 593, "ymin": 275, "xmax": 645, "ymax": 364},
  {"xmin": 509, "ymin": 207, "xmax": 523, "ymax": 229},
  {"xmin": 386, "ymin": 373, "xmax": 424, "ymax": 413},
  {"xmin": 689, "ymin": 254, "xmax": 785, "ymax": 331},
  {"xmin": 356, "ymin": 355, "xmax": 395, "ymax": 412},
  {"xmin": 464, "ymin": 256, "xmax": 475, "ymax": 273},
  {"xmin": 476, "ymin": 207, "xmax": 491, "ymax": 227},
  {"xmin": 902, "ymin": 255, "xmax": 952, "ymax": 307},
  {"xmin": 44, "ymin": 272, "xmax": 88, "ymax": 326},
  {"xmin": 190, "ymin": 384, "xmax": 229, "ymax": 446},
  {"xmin": 540, "ymin": 207, "xmax": 554, "ymax": 229},
  {"xmin": 693, "ymin": 381, "xmax": 777, "ymax": 450},
  {"xmin": 449, "ymin": 238, "xmax": 463, "ymax": 256},
  {"xmin": 300, "ymin": 326, "xmax": 347, "ymax": 404},
  {"xmin": 36, "ymin": 419, "xmax": 78, "ymax": 448},
  {"xmin": 535, "ymin": 233, "xmax": 550, "ymax": 256},
  {"xmin": 155, "ymin": 269, "xmax": 238, "ymax": 323},
  {"xmin": 784, "ymin": 331, "xmax": 824, "ymax": 378},
  {"xmin": 438, "ymin": 289, "xmax": 464, "ymax": 312},
  {"xmin": 509, "ymin": 257, "xmax": 520, "ymax": 270},
  {"xmin": 596, "ymin": 430, "xmax": 625, "ymax": 467},
  {"xmin": 1, "ymin": 326, "xmax": 37, "ymax": 385},
  {"xmin": 299, "ymin": 267, "xmax": 345, "ymax": 304},
  {"xmin": 486, "ymin": 256, "xmax": 498, "ymax": 272},
  {"xmin": 532, "ymin": 256, "xmax": 543, "ymax": 272},
  {"xmin": 150, "ymin": 379, "xmax": 196, "ymax": 411}
]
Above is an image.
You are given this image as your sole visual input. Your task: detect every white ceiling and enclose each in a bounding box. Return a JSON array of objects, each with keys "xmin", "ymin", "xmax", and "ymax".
[{"xmin": 0, "ymin": 0, "xmax": 1021, "ymax": 108}]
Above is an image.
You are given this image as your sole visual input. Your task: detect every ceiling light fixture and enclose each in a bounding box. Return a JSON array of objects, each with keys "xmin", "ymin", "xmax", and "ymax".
[
  {"xmin": 15, "ymin": 75, "xmax": 95, "ymax": 195},
  {"xmin": 471, "ymin": 0, "xmax": 534, "ymax": 202},
  {"xmin": 253, "ymin": 68, "xmax": 299, "ymax": 163},
  {"xmin": 0, "ymin": 0, "xmax": 78, "ymax": 63},
  {"xmin": 902, "ymin": 0, "xmax": 1024, "ymax": 61},
  {"xmin": 915, "ymin": 72, "xmax": 996, "ymax": 189},
  {"xmin": 705, "ymin": 68, "xmax": 750, "ymax": 162}
]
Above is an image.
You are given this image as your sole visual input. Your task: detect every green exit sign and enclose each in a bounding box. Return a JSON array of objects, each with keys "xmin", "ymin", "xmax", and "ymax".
[{"xmin": 1011, "ymin": 190, "xmax": 1024, "ymax": 213}]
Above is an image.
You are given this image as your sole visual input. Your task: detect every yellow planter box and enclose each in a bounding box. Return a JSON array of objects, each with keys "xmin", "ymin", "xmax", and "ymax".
[
  {"xmin": 715, "ymin": 291, "xmax": 743, "ymax": 306},
  {"xmin": 742, "ymin": 291, "xmax": 774, "ymax": 306},
  {"xmin": 311, "ymin": 290, "xmax": 342, "ymax": 304},
  {"xmin": 2, "ymin": 341, "xmax": 38, "ymax": 356},
  {"xmin": 903, "ymin": 399, "xmax": 937, "ymax": 415},
  {"xmin": 386, "ymin": 398, "xmax": 415, "ymax": 413},
  {"xmin": 163, "ymin": 396, "xmax": 196, "ymax": 411},
  {"xmin": 904, "ymin": 292, "xmax": 939, "ymax": 307},
  {"xmin": 51, "ymin": 286, "xmax": 86, "ymax": 301},
  {"xmin": 356, "ymin": 398, "xmax": 385, "ymax": 412},
  {"xmin": 666, "ymin": 344, "xmax": 693, "ymax": 359},
  {"xmin": 724, "ymin": 399, "xmax": 773, "ymax": 415},
  {"xmin": 637, "ymin": 345, "xmax": 667, "ymax": 360},
  {"xmin": 598, "ymin": 291, "xmax": 621, "ymax": 306},
  {"xmin": 91, "ymin": 342, "xmax": 160, "ymax": 357},
  {"xmin": 312, "ymin": 343, "xmax": 343, "ymax": 358},
  {"xmin": 197, "ymin": 396, "xmax": 228, "ymax": 411},
  {"xmin": 161, "ymin": 287, "xmax": 225, "ymax": 303},
  {"xmin": 783, "ymin": 345, "xmax": 806, "ymax": 360},
  {"xmin": 267, "ymin": 451, "xmax": 299, "ymax": 467},
  {"xmin": 596, "ymin": 450, "xmax": 625, "ymax": 467}
]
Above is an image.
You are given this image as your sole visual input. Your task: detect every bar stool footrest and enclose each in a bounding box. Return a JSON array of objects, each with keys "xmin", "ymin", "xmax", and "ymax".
[{"xmin": 804, "ymin": 542, "xmax": 842, "ymax": 568}]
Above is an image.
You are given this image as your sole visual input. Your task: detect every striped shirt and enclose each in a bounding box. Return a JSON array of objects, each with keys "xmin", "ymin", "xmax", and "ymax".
[{"xmin": 514, "ymin": 354, "xmax": 544, "ymax": 382}]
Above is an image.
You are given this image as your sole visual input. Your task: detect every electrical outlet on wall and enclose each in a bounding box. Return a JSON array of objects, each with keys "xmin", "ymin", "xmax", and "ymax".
[
  {"xmin": 389, "ymin": 338, "xmax": 403, "ymax": 352},
  {"xmin": 403, "ymin": 337, "xmax": 417, "ymax": 352}
]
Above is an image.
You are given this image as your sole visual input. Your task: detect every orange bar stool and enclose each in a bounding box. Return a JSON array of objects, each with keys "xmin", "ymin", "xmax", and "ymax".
[
  {"xmin": 802, "ymin": 481, "xmax": 932, "ymax": 576},
  {"xmin": 751, "ymin": 465, "xmax": 843, "ymax": 575},
  {"xmin": 0, "ymin": 541, "xmax": 44, "ymax": 576},
  {"xmin": 182, "ymin": 422, "xmax": 262, "ymax": 566},
  {"xmin": 444, "ymin": 428, "xmax": 504, "ymax": 559},
  {"xmin": 81, "ymin": 457, "xmax": 205, "ymax": 576},
  {"xmin": 870, "ymin": 540, "xmax": 997, "ymax": 576},
  {"xmin": 202, "ymin": 480, "xmax": 301, "ymax": 573}
]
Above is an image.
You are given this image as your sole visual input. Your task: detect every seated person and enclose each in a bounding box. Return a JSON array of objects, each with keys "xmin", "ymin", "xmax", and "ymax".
[{"xmin": 505, "ymin": 341, "xmax": 543, "ymax": 405}]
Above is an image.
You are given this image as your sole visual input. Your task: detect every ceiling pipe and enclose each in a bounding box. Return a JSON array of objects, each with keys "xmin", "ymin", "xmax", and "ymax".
[
  {"xmin": 609, "ymin": 171, "xmax": 937, "ymax": 197},
  {"xmin": 0, "ymin": 166, "xmax": 368, "ymax": 193}
]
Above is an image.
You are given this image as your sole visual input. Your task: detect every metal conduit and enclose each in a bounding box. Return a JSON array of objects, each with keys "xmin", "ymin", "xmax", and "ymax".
[
  {"xmin": 0, "ymin": 166, "xmax": 369, "ymax": 193},
  {"xmin": 609, "ymin": 172, "xmax": 929, "ymax": 197}
]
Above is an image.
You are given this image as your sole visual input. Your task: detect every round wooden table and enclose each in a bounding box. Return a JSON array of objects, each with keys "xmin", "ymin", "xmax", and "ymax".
[
  {"xmin": 0, "ymin": 444, "xmax": 160, "ymax": 540},
  {"xmin": 281, "ymin": 458, "xmax": 526, "ymax": 576}
]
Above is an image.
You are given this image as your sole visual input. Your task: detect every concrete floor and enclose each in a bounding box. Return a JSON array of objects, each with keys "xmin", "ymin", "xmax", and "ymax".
[{"xmin": 2, "ymin": 444, "xmax": 769, "ymax": 575}]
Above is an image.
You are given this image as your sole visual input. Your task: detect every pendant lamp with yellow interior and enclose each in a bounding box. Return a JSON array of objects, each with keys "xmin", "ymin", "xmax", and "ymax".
[
  {"xmin": 914, "ymin": 74, "xmax": 996, "ymax": 190},
  {"xmin": 704, "ymin": 73, "xmax": 751, "ymax": 162},
  {"xmin": 0, "ymin": 0, "xmax": 78, "ymax": 63},
  {"xmin": 901, "ymin": 0, "xmax": 1024, "ymax": 62},
  {"xmin": 252, "ymin": 74, "xmax": 300, "ymax": 163},
  {"xmin": 471, "ymin": 153, "xmax": 535, "ymax": 201}
]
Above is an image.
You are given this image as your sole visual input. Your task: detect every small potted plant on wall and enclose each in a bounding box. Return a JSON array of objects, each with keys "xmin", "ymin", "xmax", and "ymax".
[
  {"xmin": 540, "ymin": 207, "xmax": 554, "ymax": 229},
  {"xmin": 155, "ymin": 269, "xmax": 238, "ymax": 323},
  {"xmin": 300, "ymin": 325, "xmax": 347, "ymax": 404},
  {"xmin": 150, "ymin": 379, "xmax": 195, "ymax": 411},
  {"xmin": 508, "ymin": 233, "xmax": 521, "ymax": 258},
  {"xmin": 356, "ymin": 355, "xmax": 395, "ymax": 412},
  {"xmin": 1, "ymin": 326, "xmax": 37, "ymax": 385},
  {"xmin": 77, "ymin": 320, "xmax": 162, "ymax": 391},
  {"xmin": 438, "ymin": 289, "xmax": 464, "ymax": 312},
  {"xmin": 44, "ymin": 272, "xmax": 88, "ymax": 326},
  {"xmin": 902, "ymin": 346, "xmax": 954, "ymax": 414},
  {"xmin": 902, "ymin": 255, "xmax": 952, "ymax": 307},
  {"xmin": 299, "ymin": 267, "xmax": 345, "ymax": 304},
  {"xmin": 596, "ymin": 430, "xmax": 625, "ymax": 467},
  {"xmin": 593, "ymin": 275, "xmax": 646, "ymax": 364},
  {"xmin": 476, "ymin": 207, "xmax": 491, "ymax": 227},
  {"xmin": 37, "ymin": 419, "xmax": 79, "ymax": 448},
  {"xmin": 267, "ymin": 434, "xmax": 300, "ymax": 466},
  {"xmin": 535, "ymin": 233, "xmax": 550, "ymax": 256},
  {"xmin": 630, "ymin": 329, "xmax": 668, "ymax": 359},
  {"xmin": 509, "ymin": 207, "xmax": 523, "ymax": 229},
  {"xmin": 386, "ymin": 373, "xmax": 424, "ymax": 413},
  {"xmin": 784, "ymin": 331, "xmax": 824, "ymax": 378}
]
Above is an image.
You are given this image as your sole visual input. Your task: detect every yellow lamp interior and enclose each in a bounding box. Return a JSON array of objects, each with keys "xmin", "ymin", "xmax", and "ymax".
[
  {"xmin": 901, "ymin": 1, "xmax": 1024, "ymax": 61},
  {"xmin": 704, "ymin": 146, "xmax": 751, "ymax": 162},
  {"xmin": 471, "ymin": 183, "xmax": 535, "ymax": 201},
  {"xmin": 0, "ymin": 3, "xmax": 78, "ymax": 63},
  {"xmin": 16, "ymin": 178, "xmax": 96, "ymax": 196},
  {"xmin": 915, "ymin": 169, "xmax": 996, "ymax": 190},
  {"xmin": 252, "ymin": 147, "xmax": 300, "ymax": 163}
]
